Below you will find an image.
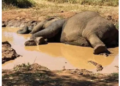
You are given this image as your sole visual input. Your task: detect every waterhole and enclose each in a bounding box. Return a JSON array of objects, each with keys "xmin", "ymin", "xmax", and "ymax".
[{"xmin": 2, "ymin": 28, "xmax": 118, "ymax": 73}]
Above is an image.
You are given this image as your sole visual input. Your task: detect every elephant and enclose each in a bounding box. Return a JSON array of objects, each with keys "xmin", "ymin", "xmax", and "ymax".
[
  {"xmin": 17, "ymin": 17, "xmax": 61, "ymax": 34},
  {"xmin": 26, "ymin": 11, "xmax": 118, "ymax": 55}
]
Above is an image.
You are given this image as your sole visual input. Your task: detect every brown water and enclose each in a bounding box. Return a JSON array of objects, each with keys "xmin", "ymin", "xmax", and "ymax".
[{"xmin": 2, "ymin": 28, "xmax": 119, "ymax": 73}]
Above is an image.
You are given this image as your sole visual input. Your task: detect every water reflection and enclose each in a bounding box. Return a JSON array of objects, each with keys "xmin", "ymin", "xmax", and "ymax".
[
  {"xmin": 25, "ymin": 43, "xmax": 118, "ymax": 70},
  {"xmin": 2, "ymin": 28, "xmax": 118, "ymax": 73}
]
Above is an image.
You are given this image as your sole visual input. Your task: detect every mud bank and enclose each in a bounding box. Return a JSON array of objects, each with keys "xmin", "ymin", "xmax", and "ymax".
[
  {"xmin": 2, "ymin": 63, "xmax": 118, "ymax": 86},
  {"xmin": 2, "ymin": 18, "xmax": 39, "ymax": 29},
  {"xmin": 2, "ymin": 12, "xmax": 118, "ymax": 30},
  {"xmin": 2, "ymin": 41, "xmax": 20, "ymax": 63}
]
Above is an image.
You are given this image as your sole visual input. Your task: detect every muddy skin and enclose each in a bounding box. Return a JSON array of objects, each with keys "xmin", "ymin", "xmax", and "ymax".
[
  {"xmin": 16, "ymin": 17, "xmax": 61, "ymax": 34},
  {"xmin": 61, "ymin": 11, "xmax": 118, "ymax": 55},
  {"xmin": 17, "ymin": 25, "xmax": 31, "ymax": 34},
  {"xmin": 17, "ymin": 21, "xmax": 38, "ymax": 34},
  {"xmin": 35, "ymin": 37, "xmax": 47, "ymax": 45},
  {"xmin": 25, "ymin": 39, "xmax": 37, "ymax": 46},
  {"xmin": 28, "ymin": 11, "xmax": 118, "ymax": 55}
]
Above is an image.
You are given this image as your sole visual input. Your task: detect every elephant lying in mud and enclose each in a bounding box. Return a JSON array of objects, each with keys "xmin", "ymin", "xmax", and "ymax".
[
  {"xmin": 24, "ymin": 11, "xmax": 118, "ymax": 55},
  {"xmin": 17, "ymin": 17, "xmax": 61, "ymax": 34}
]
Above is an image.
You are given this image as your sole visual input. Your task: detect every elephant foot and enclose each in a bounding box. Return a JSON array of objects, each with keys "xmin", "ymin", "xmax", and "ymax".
[
  {"xmin": 93, "ymin": 44, "xmax": 107, "ymax": 54},
  {"xmin": 99, "ymin": 50, "xmax": 111, "ymax": 57},
  {"xmin": 25, "ymin": 39, "xmax": 37, "ymax": 46},
  {"xmin": 35, "ymin": 37, "xmax": 47, "ymax": 45}
]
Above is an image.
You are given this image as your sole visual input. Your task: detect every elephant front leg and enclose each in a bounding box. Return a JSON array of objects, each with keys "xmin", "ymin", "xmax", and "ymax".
[
  {"xmin": 25, "ymin": 36, "xmax": 47, "ymax": 46},
  {"xmin": 88, "ymin": 34, "xmax": 109, "ymax": 55}
]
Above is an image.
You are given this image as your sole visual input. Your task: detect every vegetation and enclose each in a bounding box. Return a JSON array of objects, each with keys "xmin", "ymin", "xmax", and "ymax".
[
  {"xmin": 2, "ymin": 63, "xmax": 118, "ymax": 86},
  {"xmin": 46, "ymin": 0, "xmax": 118, "ymax": 6},
  {"xmin": 2, "ymin": 0, "xmax": 35, "ymax": 9}
]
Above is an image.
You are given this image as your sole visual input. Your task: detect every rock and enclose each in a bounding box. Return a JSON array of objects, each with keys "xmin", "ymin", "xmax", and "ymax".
[
  {"xmin": 88, "ymin": 61, "xmax": 103, "ymax": 72},
  {"xmin": 25, "ymin": 39, "xmax": 37, "ymax": 46},
  {"xmin": 6, "ymin": 20, "xmax": 15, "ymax": 27},
  {"xmin": 2, "ymin": 41, "xmax": 11, "ymax": 47},
  {"xmin": 31, "ymin": 63, "xmax": 50, "ymax": 71},
  {"xmin": 2, "ymin": 24, "xmax": 6, "ymax": 27},
  {"xmin": 2, "ymin": 41, "xmax": 19, "ymax": 64},
  {"xmin": 63, "ymin": 69, "xmax": 93, "ymax": 76},
  {"xmin": 2, "ymin": 21, "xmax": 6, "ymax": 27}
]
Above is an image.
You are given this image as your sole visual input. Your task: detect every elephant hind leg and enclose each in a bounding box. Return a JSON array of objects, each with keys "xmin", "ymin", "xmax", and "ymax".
[
  {"xmin": 88, "ymin": 34, "xmax": 107, "ymax": 54},
  {"xmin": 63, "ymin": 37, "xmax": 90, "ymax": 47}
]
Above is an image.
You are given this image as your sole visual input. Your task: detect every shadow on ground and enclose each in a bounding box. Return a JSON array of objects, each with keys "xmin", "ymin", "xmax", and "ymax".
[
  {"xmin": 2, "ymin": 63, "xmax": 118, "ymax": 86},
  {"xmin": 2, "ymin": 0, "xmax": 35, "ymax": 8}
]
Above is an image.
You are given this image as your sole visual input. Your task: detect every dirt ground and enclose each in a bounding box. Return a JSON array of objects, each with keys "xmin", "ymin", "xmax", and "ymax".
[
  {"xmin": 2, "ymin": 63, "xmax": 118, "ymax": 86},
  {"xmin": 2, "ymin": 1, "xmax": 118, "ymax": 23}
]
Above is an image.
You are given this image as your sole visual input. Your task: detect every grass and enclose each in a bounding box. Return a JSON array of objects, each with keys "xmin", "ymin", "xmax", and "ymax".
[
  {"xmin": 13, "ymin": 63, "xmax": 31, "ymax": 71},
  {"xmin": 115, "ymin": 23, "xmax": 119, "ymax": 29},
  {"xmin": 2, "ymin": 0, "xmax": 118, "ymax": 10},
  {"xmin": 46, "ymin": 0, "xmax": 118, "ymax": 6},
  {"xmin": 2, "ymin": 0, "xmax": 118, "ymax": 26}
]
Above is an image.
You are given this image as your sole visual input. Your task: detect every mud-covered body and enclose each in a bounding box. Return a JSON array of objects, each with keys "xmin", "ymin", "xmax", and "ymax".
[
  {"xmin": 61, "ymin": 11, "xmax": 118, "ymax": 46},
  {"xmin": 26, "ymin": 11, "xmax": 118, "ymax": 54}
]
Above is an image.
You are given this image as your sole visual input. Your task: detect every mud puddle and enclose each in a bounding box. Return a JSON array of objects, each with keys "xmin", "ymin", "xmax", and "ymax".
[{"xmin": 2, "ymin": 28, "xmax": 119, "ymax": 74}]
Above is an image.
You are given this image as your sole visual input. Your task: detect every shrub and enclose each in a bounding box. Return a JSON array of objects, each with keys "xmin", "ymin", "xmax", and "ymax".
[{"xmin": 2, "ymin": 0, "xmax": 35, "ymax": 9}]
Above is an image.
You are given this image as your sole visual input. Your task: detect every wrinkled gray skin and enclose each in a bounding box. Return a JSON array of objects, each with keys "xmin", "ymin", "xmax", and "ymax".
[
  {"xmin": 17, "ymin": 17, "xmax": 61, "ymax": 34},
  {"xmin": 17, "ymin": 25, "xmax": 33, "ymax": 34},
  {"xmin": 30, "ymin": 11, "xmax": 118, "ymax": 54},
  {"xmin": 30, "ymin": 17, "xmax": 62, "ymax": 34}
]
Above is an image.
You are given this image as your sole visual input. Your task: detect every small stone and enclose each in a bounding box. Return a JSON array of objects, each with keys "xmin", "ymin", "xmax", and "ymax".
[{"xmin": 2, "ymin": 23, "xmax": 6, "ymax": 27}]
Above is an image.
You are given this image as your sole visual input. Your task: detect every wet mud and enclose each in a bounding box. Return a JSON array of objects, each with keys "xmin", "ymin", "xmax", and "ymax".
[{"xmin": 2, "ymin": 28, "xmax": 118, "ymax": 74}]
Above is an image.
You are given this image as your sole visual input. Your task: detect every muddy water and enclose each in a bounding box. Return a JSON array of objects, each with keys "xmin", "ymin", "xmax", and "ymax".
[{"xmin": 2, "ymin": 28, "xmax": 119, "ymax": 73}]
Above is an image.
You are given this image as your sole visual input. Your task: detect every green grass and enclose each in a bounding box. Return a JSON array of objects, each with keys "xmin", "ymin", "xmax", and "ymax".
[
  {"xmin": 13, "ymin": 63, "xmax": 31, "ymax": 71},
  {"xmin": 115, "ymin": 23, "xmax": 119, "ymax": 29},
  {"xmin": 2, "ymin": 0, "xmax": 36, "ymax": 9},
  {"xmin": 46, "ymin": 0, "xmax": 118, "ymax": 6}
]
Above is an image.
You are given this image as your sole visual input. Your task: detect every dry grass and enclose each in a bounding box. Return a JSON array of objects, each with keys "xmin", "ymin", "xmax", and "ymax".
[
  {"xmin": 2, "ymin": 0, "xmax": 118, "ymax": 23},
  {"xmin": 31, "ymin": 0, "xmax": 118, "ymax": 19},
  {"xmin": 45, "ymin": 0, "xmax": 118, "ymax": 6}
]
